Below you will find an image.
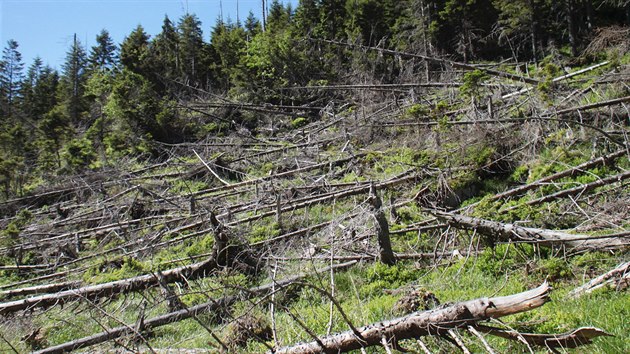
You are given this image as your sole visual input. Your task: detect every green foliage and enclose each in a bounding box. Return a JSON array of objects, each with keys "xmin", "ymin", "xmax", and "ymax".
[
  {"xmin": 460, "ymin": 69, "xmax": 490, "ymax": 99},
  {"xmin": 0, "ymin": 209, "xmax": 32, "ymax": 250},
  {"xmin": 84, "ymin": 256, "xmax": 146, "ymax": 283},
  {"xmin": 476, "ymin": 243, "xmax": 534, "ymax": 276},
  {"xmin": 290, "ymin": 117, "xmax": 308, "ymax": 129},
  {"xmin": 362, "ymin": 261, "xmax": 421, "ymax": 297},
  {"xmin": 249, "ymin": 222, "xmax": 281, "ymax": 243},
  {"xmin": 61, "ymin": 138, "xmax": 97, "ymax": 171},
  {"xmin": 536, "ymin": 257, "xmax": 572, "ymax": 281},
  {"xmin": 405, "ymin": 103, "xmax": 430, "ymax": 118}
]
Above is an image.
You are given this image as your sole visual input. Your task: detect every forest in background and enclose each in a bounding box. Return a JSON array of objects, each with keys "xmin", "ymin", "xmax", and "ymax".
[
  {"xmin": 1, "ymin": 0, "xmax": 629, "ymax": 193},
  {"xmin": 0, "ymin": 0, "xmax": 629, "ymax": 353}
]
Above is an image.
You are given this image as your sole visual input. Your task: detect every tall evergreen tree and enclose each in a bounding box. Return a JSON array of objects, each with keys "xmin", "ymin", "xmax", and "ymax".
[
  {"xmin": 32, "ymin": 66, "xmax": 59, "ymax": 120},
  {"xmin": 0, "ymin": 40, "xmax": 24, "ymax": 117},
  {"xmin": 60, "ymin": 34, "xmax": 88, "ymax": 123},
  {"xmin": 244, "ymin": 11, "xmax": 262, "ymax": 39},
  {"xmin": 293, "ymin": 0, "xmax": 319, "ymax": 36},
  {"xmin": 20, "ymin": 57, "xmax": 43, "ymax": 120},
  {"xmin": 178, "ymin": 14, "xmax": 206, "ymax": 87},
  {"xmin": 120, "ymin": 25, "xmax": 151, "ymax": 75},
  {"xmin": 150, "ymin": 15, "xmax": 180, "ymax": 93},
  {"xmin": 266, "ymin": 0, "xmax": 291, "ymax": 33},
  {"xmin": 211, "ymin": 19, "xmax": 247, "ymax": 89},
  {"xmin": 318, "ymin": 0, "xmax": 347, "ymax": 39},
  {"xmin": 88, "ymin": 29, "xmax": 118, "ymax": 71}
]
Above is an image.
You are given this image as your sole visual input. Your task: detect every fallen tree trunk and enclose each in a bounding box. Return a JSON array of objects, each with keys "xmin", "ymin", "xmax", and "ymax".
[
  {"xmin": 461, "ymin": 149, "xmax": 627, "ymax": 211},
  {"xmin": 0, "ymin": 258, "xmax": 215, "ymax": 315},
  {"xmin": 275, "ymin": 283, "xmax": 553, "ymax": 354},
  {"xmin": 568, "ymin": 261, "xmax": 629, "ymax": 298},
  {"xmin": 0, "ymin": 215, "xmax": 247, "ymax": 315},
  {"xmin": 189, "ymin": 153, "xmax": 366, "ymax": 197},
  {"xmin": 430, "ymin": 210, "xmax": 629, "ymax": 250},
  {"xmin": 501, "ymin": 169, "xmax": 630, "ymax": 212},
  {"xmin": 475, "ymin": 325, "xmax": 611, "ymax": 349},
  {"xmin": 317, "ymin": 38, "xmax": 540, "ymax": 84},
  {"xmin": 0, "ymin": 281, "xmax": 81, "ymax": 300},
  {"xmin": 32, "ymin": 261, "xmax": 358, "ymax": 354}
]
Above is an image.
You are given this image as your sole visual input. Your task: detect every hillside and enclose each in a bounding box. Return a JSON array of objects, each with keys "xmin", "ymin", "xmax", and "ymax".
[{"xmin": 1, "ymin": 1, "xmax": 629, "ymax": 353}]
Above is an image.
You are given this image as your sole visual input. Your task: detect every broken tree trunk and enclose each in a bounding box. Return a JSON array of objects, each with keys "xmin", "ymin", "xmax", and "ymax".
[
  {"xmin": 430, "ymin": 210, "xmax": 629, "ymax": 250},
  {"xmin": 274, "ymin": 283, "xmax": 553, "ymax": 354},
  {"xmin": 475, "ymin": 325, "xmax": 611, "ymax": 349},
  {"xmin": 501, "ymin": 169, "xmax": 630, "ymax": 213},
  {"xmin": 317, "ymin": 38, "xmax": 540, "ymax": 84},
  {"xmin": 460, "ymin": 149, "xmax": 627, "ymax": 211},
  {"xmin": 32, "ymin": 261, "xmax": 358, "ymax": 354},
  {"xmin": 0, "ymin": 281, "xmax": 81, "ymax": 300},
  {"xmin": 568, "ymin": 261, "xmax": 629, "ymax": 298},
  {"xmin": 369, "ymin": 185, "xmax": 396, "ymax": 265},
  {"xmin": 0, "ymin": 213, "xmax": 250, "ymax": 315}
]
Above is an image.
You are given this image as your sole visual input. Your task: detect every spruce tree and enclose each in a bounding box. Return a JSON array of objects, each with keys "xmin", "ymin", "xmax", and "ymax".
[
  {"xmin": 177, "ymin": 14, "xmax": 206, "ymax": 87},
  {"xmin": 60, "ymin": 34, "xmax": 88, "ymax": 124},
  {"xmin": 0, "ymin": 40, "xmax": 24, "ymax": 118},
  {"xmin": 150, "ymin": 15, "xmax": 180, "ymax": 93},
  {"xmin": 120, "ymin": 25, "xmax": 151, "ymax": 75},
  {"xmin": 88, "ymin": 29, "xmax": 118, "ymax": 71}
]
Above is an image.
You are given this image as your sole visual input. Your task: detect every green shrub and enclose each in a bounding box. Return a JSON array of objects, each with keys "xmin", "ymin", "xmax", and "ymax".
[
  {"xmin": 290, "ymin": 117, "xmax": 308, "ymax": 129},
  {"xmin": 61, "ymin": 138, "xmax": 97, "ymax": 171}
]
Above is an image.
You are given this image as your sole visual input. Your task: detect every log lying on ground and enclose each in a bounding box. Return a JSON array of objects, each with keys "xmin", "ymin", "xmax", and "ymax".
[
  {"xmin": 501, "ymin": 169, "xmax": 630, "ymax": 213},
  {"xmin": 430, "ymin": 210, "xmax": 629, "ymax": 250},
  {"xmin": 0, "ymin": 281, "xmax": 81, "ymax": 300},
  {"xmin": 275, "ymin": 283, "xmax": 556, "ymax": 354},
  {"xmin": 476, "ymin": 325, "xmax": 611, "ymax": 349},
  {"xmin": 568, "ymin": 261, "xmax": 629, "ymax": 298},
  {"xmin": 0, "ymin": 214, "xmax": 251, "ymax": 315},
  {"xmin": 32, "ymin": 261, "xmax": 358, "ymax": 354},
  {"xmin": 189, "ymin": 153, "xmax": 366, "ymax": 197},
  {"xmin": 0, "ymin": 258, "xmax": 215, "ymax": 315},
  {"xmin": 317, "ymin": 38, "xmax": 540, "ymax": 84},
  {"xmin": 461, "ymin": 149, "xmax": 627, "ymax": 211}
]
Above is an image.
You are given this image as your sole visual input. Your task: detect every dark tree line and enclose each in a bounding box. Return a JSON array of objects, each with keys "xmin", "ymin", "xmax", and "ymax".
[{"xmin": 0, "ymin": 0, "xmax": 628, "ymax": 198}]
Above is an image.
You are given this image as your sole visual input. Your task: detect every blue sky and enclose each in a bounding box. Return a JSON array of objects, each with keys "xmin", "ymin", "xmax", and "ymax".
[{"xmin": 1, "ymin": 0, "xmax": 297, "ymax": 70}]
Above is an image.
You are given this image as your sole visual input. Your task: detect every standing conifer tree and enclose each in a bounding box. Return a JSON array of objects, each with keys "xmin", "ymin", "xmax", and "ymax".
[
  {"xmin": 150, "ymin": 15, "xmax": 180, "ymax": 93},
  {"xmin": 61, "ymin": 34, "xmax": 88, "ymax": 124},
  {"xmin": 88, "ymin": 29, "xmax": 118, "ymax": 72},
  {"xmin": 178, "ymin": 14, "xmax": 206, "ymax": 87},
  {"xmin": 0, "ymin": 40, "xmax": 24, "ymax": 118},
  {"xmin": 120, "ymin": 25, "xmax": 151, "ymax": 76}
]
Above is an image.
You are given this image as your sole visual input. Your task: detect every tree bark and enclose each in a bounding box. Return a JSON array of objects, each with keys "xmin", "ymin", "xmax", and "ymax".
[
  {"xmin": 501, "ymin": 169, "xmax": 630, "ymax": 213},
  {"xmin": 32, "ymin": 261, "xmax": 357, "ymax": 354},
  {"xmin": 275, "ymin": 283, "xmax": 552, "ymax": 354},
  {"xmin": 430, "ymin": 210, "xmax": 629, "ymax": 250},
  {"xmin": 0, "ymin": 214, "xmax": 246, "ymax": 315},
  {"xmin": 476, "ymin": 325, "xmax": 611, "ymax": 349},
  {"xmin": 568, "ymin": 261, "xmax": 630, "ymax": 298},
  {"xmin": 369, "ymin": 185, "xmax": 396, "ymax": 265},
  {"xmin": 460, "ymin": 148, "xmax": 626, "ymax": 211}
]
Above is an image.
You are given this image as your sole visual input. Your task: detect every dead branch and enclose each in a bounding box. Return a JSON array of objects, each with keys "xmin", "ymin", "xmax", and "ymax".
[
  {"xmin": 316, "ymin": 38, "xmax": 540, "ymax": 84},
  {"xmin": 429, "ymin": 210, "xmax": 629, "ymax": 251},
  {"xmin": 501, "ymin": 170, "xmax": 630, "ymax": 213},
  {"xmin": 502, "ymin": 61, "xmax": 610, "ymax": 99},
  {"xmin": 189, "ymin": 153, "xmax": 367, "ymax": 198},
  {"xmin": 32, "ymin": 261, "xmax": 358, "ymax": 354},
  {"xmin": 0, "ymin": 217, "xmax": 244, "ymax": 315},
  {"xmin": 568, "ymin": 261, "xmax": 629, "ymax": 298},
  {"xmin": 475, "ymin": 325, "xmax": 611, "ymax": 350},
  {"xmin": 274, "ymin": 282, "xmax": 554, "ymax": 354},
  {"xmin": 461, "ymin": 149, "xmax": 627, "ymax": 211}
]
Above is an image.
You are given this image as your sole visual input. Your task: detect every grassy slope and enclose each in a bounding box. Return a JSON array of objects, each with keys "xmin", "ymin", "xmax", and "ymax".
[{"xmin": 1, "ymin": 55, "xmax": 629, "ymax": 353}]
